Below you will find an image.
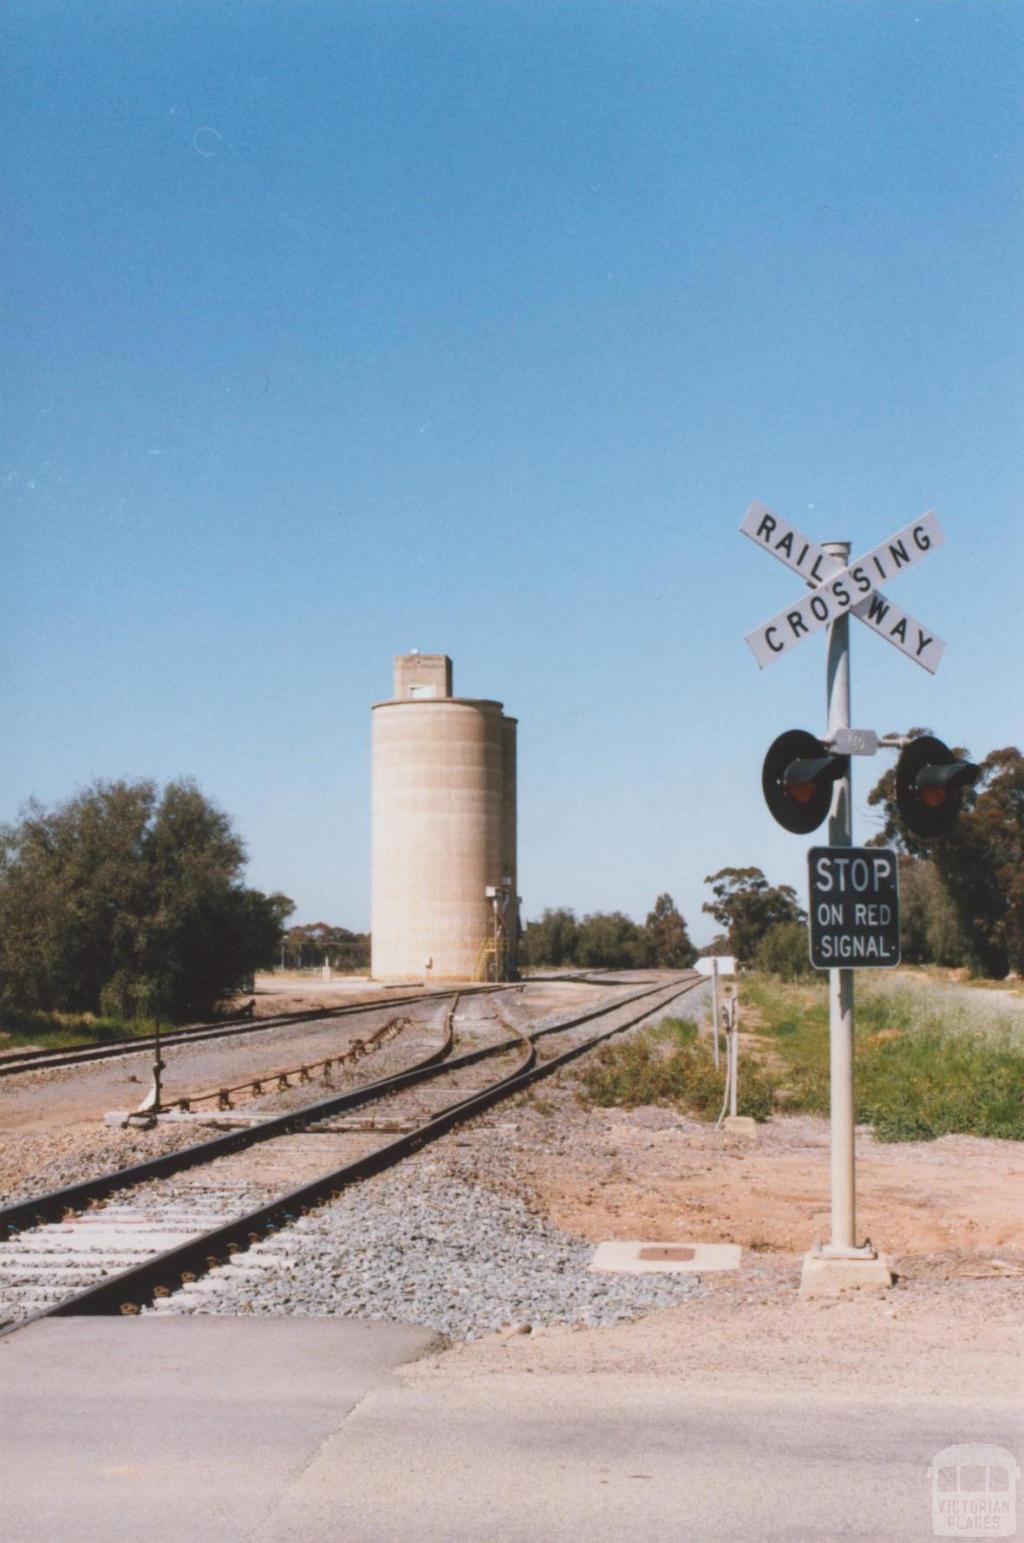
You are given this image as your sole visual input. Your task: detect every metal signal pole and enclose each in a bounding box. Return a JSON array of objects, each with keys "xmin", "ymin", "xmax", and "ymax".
[{"xmin": 822, "ymin": 541, "xmax": 873, "ymax": 1259}]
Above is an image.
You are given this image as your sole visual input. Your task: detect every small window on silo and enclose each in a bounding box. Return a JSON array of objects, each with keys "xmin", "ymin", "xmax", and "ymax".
[{"xmin": 409, "ymin": 684, "xmax": 437, "ymax": 699}]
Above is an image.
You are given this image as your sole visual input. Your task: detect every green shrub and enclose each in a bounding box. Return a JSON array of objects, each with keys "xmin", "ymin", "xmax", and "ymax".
[
  {"xmin": 753, "ymin": 921, "xmax": 814, "ymax": 981},
  {"xmin": 579, "ymin": 1018, "xmax": 776, "ymax": 1123},
  {"xmin": 651, "ymin": 1015, "xmax": 699, "ymax": 1047},
  {"xmin": 98, "ymin": 972, "xmax": 168, "ymax": 1023}
]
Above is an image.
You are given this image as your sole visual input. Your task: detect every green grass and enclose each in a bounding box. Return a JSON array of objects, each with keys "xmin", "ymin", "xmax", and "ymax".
[
  {"xmin": 744, "ymin": 971, "xmax": 1024, "ymax": 1141},
  {"xmin": 578, "ymin": 1015, "xmax": 776, "ymax": 1123},
  {"xmin": 0, "ymin": 1006, "xmax": 168, "ymax": 1053}
]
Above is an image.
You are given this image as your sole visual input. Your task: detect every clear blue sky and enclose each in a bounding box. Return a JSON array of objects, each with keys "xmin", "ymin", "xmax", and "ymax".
[{"xmin": 4, "ymin": 2, "xmax": 1022, "ymax": 945}]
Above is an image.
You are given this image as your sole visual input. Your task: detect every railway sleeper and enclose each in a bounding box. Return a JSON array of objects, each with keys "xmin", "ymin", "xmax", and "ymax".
[{"xmin": 0, "ymin": 977, "xmax": 702, "ymax": 1331}]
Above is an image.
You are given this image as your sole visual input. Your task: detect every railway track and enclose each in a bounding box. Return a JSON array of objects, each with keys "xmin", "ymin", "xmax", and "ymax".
[
  {"xmin": 0, "ymin": 973, "xmax": 704, "ymax": 1335},
  {"xmin": 0, "ymin": 982, "xmax": 513, "ymax": 1078}
]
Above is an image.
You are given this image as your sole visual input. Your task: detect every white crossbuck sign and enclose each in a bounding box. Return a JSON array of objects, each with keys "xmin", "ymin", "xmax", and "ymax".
[{"xmin": 741, "ymin": 502, "xmax": 947, "ymax": 673}]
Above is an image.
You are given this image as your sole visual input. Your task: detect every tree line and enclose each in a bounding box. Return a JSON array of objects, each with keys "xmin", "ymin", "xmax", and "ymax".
[
  {"xmin": 520, "ymin": 870, "xmax": 811, "ymax": 978},
  {"xmin": 522, "ymin": 893, "xmax": 697, "ymax": 970},
  {"xmin": 281, "ymin": 922, "xmax": 370, "ymax": 971}
]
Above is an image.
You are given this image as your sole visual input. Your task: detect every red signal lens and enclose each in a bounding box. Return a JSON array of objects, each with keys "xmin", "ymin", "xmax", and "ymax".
[
  {"xmin": 920, "ymin": 787, "xmax": 947, "ymax": 809},
  {"xmin": 786, "ymin": 782, "xmax": 816, "ymax": 805}
]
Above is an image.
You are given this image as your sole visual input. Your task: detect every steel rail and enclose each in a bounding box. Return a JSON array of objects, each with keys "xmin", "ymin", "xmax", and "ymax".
[
  {"xmin": 0, "ymin": 994, "xmax": 425, "ymax": 1071},
  {"xmin": 0, "ymin": 974, "xmax": 703, "ymax": 1330},
  {"xmin": 0, "ymin": 998, "xmax": 461, "ymax": 1238},
  {"xmin": 0, "ymin": 983, "xmax": 516, "ymax": 1078},
  {"xmin": 0, "ymin": 976, "xmax": 673, "ymax": 1239}
]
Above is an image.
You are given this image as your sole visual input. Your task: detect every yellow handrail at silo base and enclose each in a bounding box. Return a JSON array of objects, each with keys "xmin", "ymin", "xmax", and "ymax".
[
  {"xmin": 475, "ymin": 933, "xmax": 511, "ymax": 983},
  {"xmin": 474, "ymin": 937, "xmax": 496, "ymax": 982}
]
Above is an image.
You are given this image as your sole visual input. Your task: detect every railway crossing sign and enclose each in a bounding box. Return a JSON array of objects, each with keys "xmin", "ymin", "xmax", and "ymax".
[
  {"xmin": 808, "ymin": 847, "xmax": 900, "ymax": 970},
  {"xmin": 736, "ymin": 496, "xmax": 968, "ymax": 1291},
  {"xmin": 741, "ymin": 502, "xmax": 946, "ymax": 673}
]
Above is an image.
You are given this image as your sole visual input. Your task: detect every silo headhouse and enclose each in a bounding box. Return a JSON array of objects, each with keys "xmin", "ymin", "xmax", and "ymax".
[{"xmin": 371, "ymin": 654, "xmax": 518, "ymax": 982}]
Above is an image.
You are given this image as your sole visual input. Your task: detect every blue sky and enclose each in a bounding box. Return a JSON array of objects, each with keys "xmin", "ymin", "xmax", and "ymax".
[{"xmin": 4, "ymin": 2, "xmax": 1022, "ymax": 944}]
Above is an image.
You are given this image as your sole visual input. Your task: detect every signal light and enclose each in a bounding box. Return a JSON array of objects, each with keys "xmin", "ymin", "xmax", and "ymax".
[
  {"xmin": 895, "ymin": 735, "xmax": 979, "ymax": 837},
  {"xmin": 762, "ymin": 729, "xmax": 849, "ymax": 834}
]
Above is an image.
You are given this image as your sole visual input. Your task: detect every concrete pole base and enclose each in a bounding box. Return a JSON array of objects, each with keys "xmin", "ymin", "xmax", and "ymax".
[
  {"xmin": 799, "ymin": 1251, "xmax": 893, "ymax": 1299},
  {"xmin": 722, "ymin": 1115, "xmax": 758, "ymax": 1138}
]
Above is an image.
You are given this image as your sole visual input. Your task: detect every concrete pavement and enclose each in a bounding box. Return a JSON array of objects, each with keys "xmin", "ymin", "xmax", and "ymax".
[
  {"xmin": 252, "ymin": 1374, "xmax": 1021, "ymax": 1543},
  {"xmin": 2, "ymin": 1317, "xmax": 1019, "ymax": 1542},
  {"xmin": 0, "ymin": 1318, "xmax": 437, "ymax": 1543}
]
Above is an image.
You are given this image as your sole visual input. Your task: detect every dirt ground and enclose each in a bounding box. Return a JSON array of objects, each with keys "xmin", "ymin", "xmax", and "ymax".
[
  {"xmin": 510, "ymin": 1091, "xmax": 1024, "ymax": 1261},
  {"xmin": 415, "ymin": 1270, "xmax": 1023, "ymax": 1405},
  {"xmin": 409, "ymin": 1066, "xmax": 1024, "ymax": 1402}
]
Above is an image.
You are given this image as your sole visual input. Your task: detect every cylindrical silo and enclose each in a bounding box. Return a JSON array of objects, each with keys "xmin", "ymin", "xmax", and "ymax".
[
  {"xmin": 500, "ymin": 714, "xmax": 518, "ymax": 975},
  {"xmin": 371, "ymin": 655, "xmax": 518, "ymax": 981}
]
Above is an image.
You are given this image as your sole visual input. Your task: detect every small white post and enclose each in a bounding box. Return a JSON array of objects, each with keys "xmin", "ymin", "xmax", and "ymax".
[
  {"xmin": 711, "ymin": 957, "xmax": 721, "ymax": 1070},
  {"xmin": 729, "ymin": 993, "xmax": 739, "ymax": 1119}
]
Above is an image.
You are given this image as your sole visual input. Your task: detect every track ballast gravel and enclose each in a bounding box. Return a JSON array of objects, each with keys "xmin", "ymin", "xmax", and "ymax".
[{"xmin": 152, "ymin": 1158, "xmax": 701, "ymax": 1339}]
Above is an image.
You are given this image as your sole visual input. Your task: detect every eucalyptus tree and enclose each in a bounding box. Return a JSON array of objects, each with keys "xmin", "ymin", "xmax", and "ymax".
[{"xmin": 0, "ymin": 779, "xmax": 293, "ymax": 1019}]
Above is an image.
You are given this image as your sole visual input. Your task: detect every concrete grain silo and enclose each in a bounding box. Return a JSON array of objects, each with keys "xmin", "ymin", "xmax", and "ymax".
[{"xmin": 371, "ymin": 654, "xmax": 518, "ymax": 981}]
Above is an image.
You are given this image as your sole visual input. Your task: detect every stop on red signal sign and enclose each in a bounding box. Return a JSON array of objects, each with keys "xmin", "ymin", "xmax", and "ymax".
[{"xmin": 808, "ymin": 847, "xmax": 901, "ymax": 970}]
